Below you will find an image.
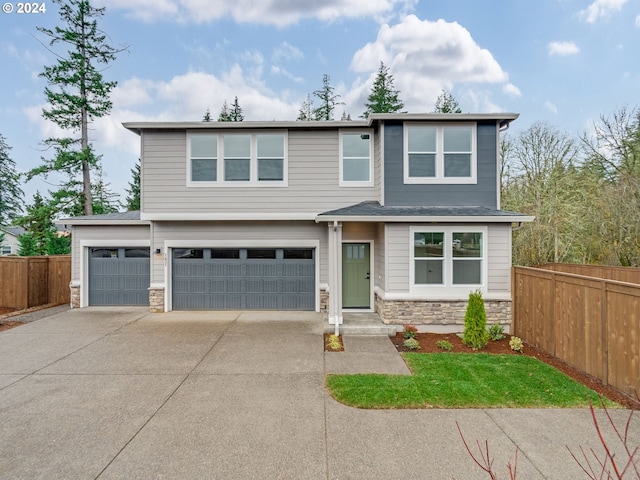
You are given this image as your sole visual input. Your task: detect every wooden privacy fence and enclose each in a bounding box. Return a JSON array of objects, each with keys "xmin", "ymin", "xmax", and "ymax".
[
  {"xmin": 0, "ymin": 255, "xmax": 71, "ymax": 310},
  {"xmin": 512, "ymin": 266, "xmax": 640, "ymax": 397},
  {"xmin": 537, "ymin": 263, "xmax": 640, "ymax": 285}
]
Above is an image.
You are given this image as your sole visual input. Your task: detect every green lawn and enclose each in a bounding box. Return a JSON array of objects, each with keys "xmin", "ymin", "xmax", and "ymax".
[{"xmin": 326, "ymin": 353, "xmax": 616, "ymax": 409}]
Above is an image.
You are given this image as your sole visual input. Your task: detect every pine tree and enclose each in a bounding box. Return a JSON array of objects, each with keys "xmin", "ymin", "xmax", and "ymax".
[
  {"xmin": 0, "ymin": 134, "xmax": 24, "ymax": 227},
  {"xmin": 433, "ymin": 89, "xmax": 462, "ymax": 113},
  {"xmin": 313, "ymin": 74, "xmax": 344, "ymax": 121},
  {"xmin": 202, "ymin": 108, "xmax": 212, "ymax": 122},
  {"xmin": 229, "ymin": 96, "xmax": 244, "ymax": 122},
  {"xmin": 297, "ymin": 94, "xmax": 315, "ymax": 121},
  {"xmin": 218, "ymin": 101, "xmax": 231, "ymax": 121},
  {"xmin": 16, "ymin": 192, "xmax": 56, "ymax": 256},
  {"xmin": 30, "ymin": 0, "xmax": 125, "ymax": 216},
  {"xmin": 362, "ymin": 62, "xmax": 404, "ymax": 119},
  {"xmin": 125, "ymin": 161, "xmax": 141, "ymax": 211}
]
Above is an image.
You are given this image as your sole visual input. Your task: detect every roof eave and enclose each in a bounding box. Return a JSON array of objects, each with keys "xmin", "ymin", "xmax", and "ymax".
[
  {"xmin": 62, "ymin": 219, "xmax": 151, "ymax": 226},
  {"xmin": 316, "ymin": 215, "xmax": 535, "ymax": 223}
]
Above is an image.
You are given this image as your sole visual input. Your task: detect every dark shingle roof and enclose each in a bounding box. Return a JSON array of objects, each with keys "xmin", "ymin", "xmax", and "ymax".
[{"xmin": 318, "ymin": 201, "xmax": 533, "ymax": 222}]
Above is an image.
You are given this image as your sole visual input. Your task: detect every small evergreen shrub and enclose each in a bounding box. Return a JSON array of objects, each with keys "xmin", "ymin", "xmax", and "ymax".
[
  {"xmin": 462, "ymin": 290, "xmax": 489, "ymax": 350},
  {"xmin": 509, "ymin": 336, "xmax": 524, "ymax": 353},
  {"xmin": 403, "ymin": 338, "xmax": 421, "ymax": 350},
  {"xmin": 402, "ymin": 324, "xmax": 418, "ymax": 339},
  {"xmin": 436, "ymin": 340, "xmax": 453, "ymax": 351},
  {"xmin": 488, "ymin": 323, "xmax": 506, "ymax": 341}
]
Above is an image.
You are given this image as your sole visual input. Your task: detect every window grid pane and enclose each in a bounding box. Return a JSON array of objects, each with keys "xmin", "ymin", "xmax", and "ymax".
[
  {"xmin": 415, "ymin": 259, "xmax": 443, "ymax": 284},
  {"xmin": 258, "ymin": 158, "xmax": 284, "ymax": 181},
  {"xmin": 224, "ymin": 159, "xmax": 250, "ymax": 181},
  {"xmin": 192, "ymin": 159, "xmax": 217, "ymax": 181}
]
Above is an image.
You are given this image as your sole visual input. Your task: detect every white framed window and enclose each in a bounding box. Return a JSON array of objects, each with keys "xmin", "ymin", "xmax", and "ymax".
[
  {"xmin": 187, "ymin": 131, "xmax": 287, "ymax": 186},
  {"xmin": 410, "ymin": 226, "xmax": 486, "ymax": 294},
  {"xmin": 1, "ymin": 245, "xmax": 11, "ymax": 255},
  {"xmin": 404, "ymin": 124, "xmax": 476, "ymax": 184},
  {"xmin": 340, "ymin": 131, "xmax": 373, "ymax": 186}
]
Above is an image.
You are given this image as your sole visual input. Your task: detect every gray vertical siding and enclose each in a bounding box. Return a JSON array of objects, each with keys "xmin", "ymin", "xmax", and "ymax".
[
  {"xmin": 383, "ymin": 121, "xmax": 498, "ymax": 208},
  {"xmin": 375, "ymin": 223, "xmax": 386, "ymax": 291}
]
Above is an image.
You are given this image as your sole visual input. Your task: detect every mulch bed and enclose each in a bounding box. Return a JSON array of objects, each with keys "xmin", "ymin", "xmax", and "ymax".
[{"xmin": 391, "ymin": 332, "xmax": 640, "ymax": 410}]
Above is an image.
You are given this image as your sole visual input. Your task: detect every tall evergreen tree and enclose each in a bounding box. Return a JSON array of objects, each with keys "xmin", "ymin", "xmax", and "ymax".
[
  {"xmin": 218, "ymin": 97, "xmax": 244, "ymax": 122},
  {"xmin": 16, "ymin": 192, "xmax": 56, "ymax": 256},
  {"xmin": 433, "ymin": 89, "xmax": 462, "ymax": 113},
  {"xmin": 362, "ymin": 62, "xmax": 404, "ymax": 119},
  {"xmin": 0, "ymin": 134, "xmax": 24, "ymax": 227},
  {"xmin": 313, "ymin": 74, "xmax": 343, "ymax": 121},
  {"xmin": 30, "ymin": 0, "xmax": 125, "ymax": 216},
  {"xmin": 297, "ymin": 94, "xmax": 315, "ymax": 121},
  {"xmin": 202, "ymin": 108, "xmax": 212, "ymax": 122},
  {"xmin": 125, "ymin": 161, "xmax": 141, "ymax": 211}
]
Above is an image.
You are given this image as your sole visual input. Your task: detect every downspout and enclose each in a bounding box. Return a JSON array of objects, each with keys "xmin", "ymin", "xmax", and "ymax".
[{"xmin": 333, "ymin": 220, "xmax": 340, "ymax": 337}]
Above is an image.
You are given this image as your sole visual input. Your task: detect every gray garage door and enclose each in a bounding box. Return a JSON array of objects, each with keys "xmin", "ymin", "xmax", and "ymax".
[
  {"xmin": 89, "ymin": 247, "xmax": 150, "ymax": 306},
  {"xmin": 172, "ymin": 248, "xmax": 315, "ymax": 310}
]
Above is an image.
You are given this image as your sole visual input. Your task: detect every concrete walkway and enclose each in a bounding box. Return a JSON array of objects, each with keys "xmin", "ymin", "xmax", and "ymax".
[{"xmin": 0, "ymin": 308, "xmax": 637, "ymax": 479}]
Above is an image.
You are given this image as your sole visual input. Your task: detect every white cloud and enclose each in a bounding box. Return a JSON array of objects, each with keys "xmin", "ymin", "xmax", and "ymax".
[
  {"xmin": 272, "ymin": 42, "xmax": 304, "ymax": 63},
  {"xmin": 580, "ymin": 0, "xmax": 628, "ymax": 23},
  {"xmin": 503, "ymin": 83, "xmax": 522, "ymax": 97},
  {"xmin": 545, "ymin": 101, "xmax": 558, "ymax": 115},
  {"xmin": 102, "ymin": 0, "xmax": 416, "ymax": 26},
  {"xmin": 350, "ymin": 15, "xmax": 511, "ymax": 111},
  {"xmin": 635, "ymin": 14, "xmax": 640, "ymax": 26},
  {"xmin": 548, "ymin": 41, "xmax": 580, "ymax": 56}
]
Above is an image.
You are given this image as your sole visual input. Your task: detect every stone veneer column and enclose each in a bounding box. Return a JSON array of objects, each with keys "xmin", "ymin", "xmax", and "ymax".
[
  {"xmin": 320, "ymin": 289, "xmax": 329, "ymax": 312},
  {"xmin": 149, "ymin": 287, "xmax": 165, "ymax": 313},
  {"xmin": 70, "ymin": 285, "xmax": 80, "ymax": 308}
]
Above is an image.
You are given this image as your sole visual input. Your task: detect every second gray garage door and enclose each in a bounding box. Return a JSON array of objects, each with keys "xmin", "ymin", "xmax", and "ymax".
[
  {"xmin": 172, "ymin": 247, "xmax": 315, "ymax": 310},
  {"xmin": 89, "ymin": 247, "xmax": 150, "ymax": 306}
]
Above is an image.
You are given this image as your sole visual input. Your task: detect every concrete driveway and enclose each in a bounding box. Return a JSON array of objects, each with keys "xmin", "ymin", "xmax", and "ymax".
[{"xmin": 0, "ymin": 308, "xmax": 638, "ymax": 479}]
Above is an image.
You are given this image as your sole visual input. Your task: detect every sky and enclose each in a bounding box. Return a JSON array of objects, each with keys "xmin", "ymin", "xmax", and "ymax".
[{"xmin": 1, "ymin": 0, "xmax": 639, "ymax": 209}]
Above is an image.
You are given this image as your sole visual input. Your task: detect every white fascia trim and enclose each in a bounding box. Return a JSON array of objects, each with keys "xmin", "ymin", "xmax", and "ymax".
[
  {"xmin": 141, "ymin": 212, "xmax": 318, "ymax": 221},
  {"xmin": 64, "ymin": 220, "xmax": 151, "ymax": 226},
  {"xmin": 317, "ymin": 215, "xmax": 535, "ymax": 223},
  {"xmin": 149, "ymin": 283, "xmax": 165, "ymax": 289},
  {"xmin": 374, "ymin": 287, "xmax": 512, "ymax": 302},
  {"xmin": 79, "ymin": 239, "xmax": 151, "ymax": 308}
]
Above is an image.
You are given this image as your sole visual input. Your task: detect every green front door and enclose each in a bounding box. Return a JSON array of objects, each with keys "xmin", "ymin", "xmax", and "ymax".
[{"xmin": 342, "ymin": 243, "xmax": 370, "ymax": 308}]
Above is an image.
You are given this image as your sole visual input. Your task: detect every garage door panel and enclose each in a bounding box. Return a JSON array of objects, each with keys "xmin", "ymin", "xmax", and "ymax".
[
  {"xmin": 172, "ymin": 247, "xmax": 315, "ymax": 310},
  {"xmin": 89, "ymin": 248, "xmax": 150, "ymax": 306}
]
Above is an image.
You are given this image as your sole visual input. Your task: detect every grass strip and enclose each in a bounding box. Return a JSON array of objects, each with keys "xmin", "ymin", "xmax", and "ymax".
[{"xmin": 326, "ymin": 353, "xmax": 617, "ymax": 409}]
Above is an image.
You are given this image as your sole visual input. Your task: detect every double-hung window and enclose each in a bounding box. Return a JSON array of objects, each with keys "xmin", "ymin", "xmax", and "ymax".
[
  {"xmin": 188, "ymin": 132, "xmax": 286, "ymax": 186},
  {"xmin": 404, "ymin": 124, "xmax": 476, "ymax": 184},
  {"xmin": 411, "ymin": 226, "xmax": 486, "ymax": 294},
  {"xmin": 340, "ymin": 131, "xmax": 373, "ymax": 186}
]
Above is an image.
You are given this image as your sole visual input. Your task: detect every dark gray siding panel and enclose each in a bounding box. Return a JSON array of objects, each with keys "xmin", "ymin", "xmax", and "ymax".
[{"xmin": 384, "ymin": 121, "xmax": 498, "ymax": 208}]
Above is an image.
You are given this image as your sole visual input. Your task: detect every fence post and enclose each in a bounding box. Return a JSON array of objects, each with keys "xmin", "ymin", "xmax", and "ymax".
[
  {"xmin": 601, "ymin": 279, "xmax": 608, "ymax": 386},
  {"xmin": 550, "ymin": 271, "xmax": 556, "ymax": 357}
]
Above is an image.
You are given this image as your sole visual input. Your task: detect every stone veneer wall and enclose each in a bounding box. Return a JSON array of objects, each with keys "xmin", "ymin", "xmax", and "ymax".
[
  {"xmin": 70, "ymin": 285, "xmax": 80, "ymax": 308},
  {"xmin": 320, "ymin": 289, "xmax": 329, "ymax": 312},
  {"xmin": 149, "ymin": 287, "xmax": 165, "ymax": 313},
  {"xmin": 374, "ymin": 293, "xmax": 511, "ymax": 326}
]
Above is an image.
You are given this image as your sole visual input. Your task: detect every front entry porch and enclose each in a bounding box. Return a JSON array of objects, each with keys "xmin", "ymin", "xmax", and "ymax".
[{"xmin": 324, "ymin": 312, "xmax": 396, "ymax": 336}]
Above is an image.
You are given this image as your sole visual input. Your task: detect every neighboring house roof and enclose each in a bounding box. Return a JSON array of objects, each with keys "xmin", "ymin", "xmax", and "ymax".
[
  {"xmin": 122, "ymin": 113, "xmax": 519, "ymax": 135},
  {"xmin": 60, "ymin": 211, "xmax": 150, "ymax": 226},
  {"xmin": 316, "ymin": 201, "xmax": 534, "ymax": 223},
  {"xmin": 2, "ymin": 226, "xmax": 25, "ymax": 238}
]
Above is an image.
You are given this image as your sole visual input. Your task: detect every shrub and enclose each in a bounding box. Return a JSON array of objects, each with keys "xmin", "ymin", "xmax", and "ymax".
[
  {"xmin": 402, "ymin": 324, "xmax": 418, "ymax": 339},
  {"xmin": 487, "ymin": 323, "xmax": 506, "ymax": 341},
  {"xmin": 436, "ymin": 340, "xmax": 453, "ymax": 351},
  {"xmin": 462, "ymin": 290, "xmax": 489, "ymax": 350},
  {"xmin": 403, "ymin": 338, "xmax": 421, "ymax": 350},
  {"xmin": 509, "ymin": 336, "xmax": 524, "ymax": 353}
]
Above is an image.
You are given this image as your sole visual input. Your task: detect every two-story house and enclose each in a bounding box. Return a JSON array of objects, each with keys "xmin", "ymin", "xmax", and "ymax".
[{"xmin": 65, "ymin": 113, "xmax": 533, "ymax": 326}]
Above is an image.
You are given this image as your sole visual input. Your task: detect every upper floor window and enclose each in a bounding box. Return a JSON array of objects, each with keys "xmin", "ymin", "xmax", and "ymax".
[
  {"xmin": 404, "ymin": 124, "xmax": 476, "ymax": 184},
  {"xmin": 188, "ymin": 132, "xmax": 286, "ymax": 186},
  {"xmin": 340, "ymin": 131, "xmax": 373, "ymax": 186}
]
